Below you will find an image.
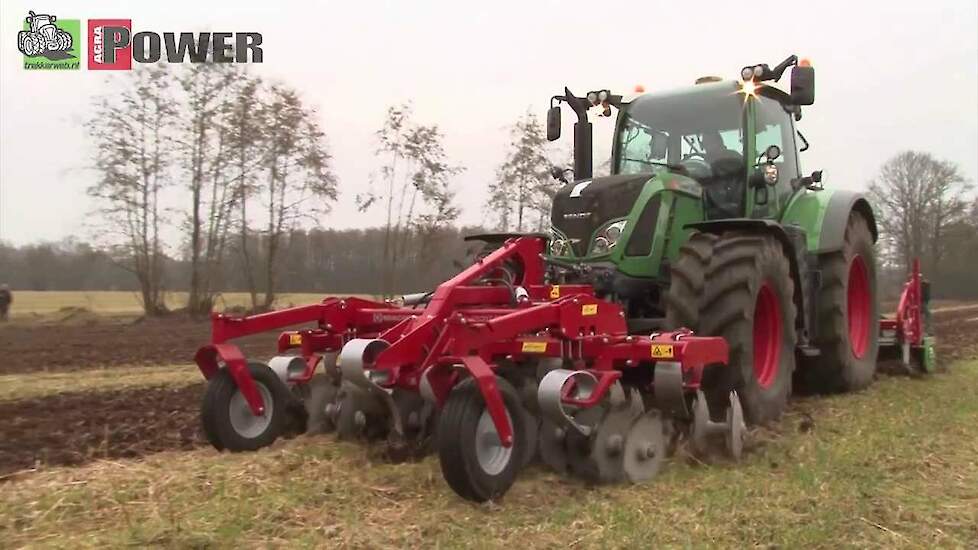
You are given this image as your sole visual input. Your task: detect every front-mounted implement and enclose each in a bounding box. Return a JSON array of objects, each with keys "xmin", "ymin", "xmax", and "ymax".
[{"xmin": 195, "ymin": 235, "xmax": 739, "ymax": 501}]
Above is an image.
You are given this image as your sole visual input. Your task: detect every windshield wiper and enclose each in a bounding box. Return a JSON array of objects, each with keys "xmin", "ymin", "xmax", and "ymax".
[{"xmin": 625, "ymin": 158, "xmax": 687, "ymax": 172}]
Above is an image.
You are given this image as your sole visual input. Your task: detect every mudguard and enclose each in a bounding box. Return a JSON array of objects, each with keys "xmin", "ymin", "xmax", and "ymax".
[{"xmin": 781, "ymin": 189, "xmax": 878, "ymax": 254}]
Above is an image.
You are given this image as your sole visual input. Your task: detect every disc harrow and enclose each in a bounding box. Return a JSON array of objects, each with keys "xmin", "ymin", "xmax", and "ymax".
[{"xmin": 195, "ymin": 235, "xmax": 743, "ymax": 501}]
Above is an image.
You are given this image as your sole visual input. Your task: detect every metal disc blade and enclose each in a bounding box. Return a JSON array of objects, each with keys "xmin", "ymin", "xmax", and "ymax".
[
  {"xmin": 690, "ymin": 390, "xmax": 711, "ymax": 456},
  {"xmin": 538, "ymin": 419, "xmax": 570, "ymax": 474},
  {"xmin": 622, "ymin": 412, "xmax": 666, "ymax": 482},
  {"xmin": 725, "ymin": 391, "xmax": 746, "ymax": 460}
]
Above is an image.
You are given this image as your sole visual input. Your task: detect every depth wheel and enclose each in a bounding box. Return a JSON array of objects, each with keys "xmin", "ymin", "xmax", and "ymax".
[
  {"xmin": 699, "ymin": 232, "xmax": 797, "ymax": 425},
  {"xmin": 437, "ymin": 377, "xmax": 526, "ymax": 503},
  {"xmin": 201, "ymin": 362, "xmax": 291, "ymax": 452},
  {"xmin": 801, "ymin": 212, "xmax": 879, "ymax": 392}
]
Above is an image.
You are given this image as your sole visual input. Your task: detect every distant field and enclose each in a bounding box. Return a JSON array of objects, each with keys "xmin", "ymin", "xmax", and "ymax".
[{"xmin": 7, "ymin": 291, "xmax": 374, "ymax": 317}]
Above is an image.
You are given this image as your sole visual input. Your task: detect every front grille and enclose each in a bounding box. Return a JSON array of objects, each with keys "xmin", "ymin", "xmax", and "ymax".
[
  {"xmin": 624, "ymin": 195, "xmax": 661, "ymax": 257},
  {"xmin": 551, "ymin": 174, "xmax": 649, "ymax": 256}
]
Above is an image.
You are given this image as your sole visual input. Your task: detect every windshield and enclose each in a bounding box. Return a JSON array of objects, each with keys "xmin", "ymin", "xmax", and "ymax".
[{"xmin": 615, "ymin": 83, "xmax": 746, "ymax": 182}]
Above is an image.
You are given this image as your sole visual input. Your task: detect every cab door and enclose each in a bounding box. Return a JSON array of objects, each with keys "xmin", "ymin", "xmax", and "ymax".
[{"xmin": 748, "ymin": 96, "xmax": 802, "ymax": 219}]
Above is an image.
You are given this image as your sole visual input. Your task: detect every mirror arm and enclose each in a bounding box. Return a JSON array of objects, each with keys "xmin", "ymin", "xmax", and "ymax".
[{"xmin": 797, "ymin": 131, "xmax": 810, "ymax": 152}]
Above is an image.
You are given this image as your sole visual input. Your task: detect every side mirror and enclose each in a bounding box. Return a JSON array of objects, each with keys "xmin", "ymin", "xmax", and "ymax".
[
  {"xmin": 546, "ymin": 106, "xmax": 561, "ymax": 142},
  {"xmin": 764, "ymin": 144, "xmax": 781, "ymax": 163},
  {"xmin": 790, "ymin": 65, "xmax": 815, "ymax": 106},
  {"xmin": 550, "ymin": 165, "xmax": 569, "ymax": 183}
]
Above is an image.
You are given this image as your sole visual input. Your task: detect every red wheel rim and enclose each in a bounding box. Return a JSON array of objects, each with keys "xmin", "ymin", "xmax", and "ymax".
[
  {"xmin": 847, "ymin": 255, "xmax": 871, "ymax": 358},
  {"xmin": 752, "ymin": 282, "xmax": 782, "ymax": 389}
]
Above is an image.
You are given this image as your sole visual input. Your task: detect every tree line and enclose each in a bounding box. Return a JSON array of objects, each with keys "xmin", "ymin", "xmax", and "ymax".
[
  {"xmin": 3, "ymin": 59, "xmax": 975, "ymax": 311},
  {"xmin": 75, "ymin": 60, "xmax": 568, "ymax": 316},
  {"xmin": 0, "ymin": 227, "xmax": 484, "ymax": 296}
]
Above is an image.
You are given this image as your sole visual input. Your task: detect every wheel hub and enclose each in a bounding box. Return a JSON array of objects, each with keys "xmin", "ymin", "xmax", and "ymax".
[
  {"xmin": 228, "ymin": 381, "xmax": 273, "ymax": 439},
  {"xmin": 752, "ymin": 282, "xmax": 783, "ymax": 389},
  {"xmin": 847, "ymin": 255, "xmax": 871, "ymax": 358},
  {"xmin": 475, "ymin": 409, "xmax": 513, "ymax": 476}
]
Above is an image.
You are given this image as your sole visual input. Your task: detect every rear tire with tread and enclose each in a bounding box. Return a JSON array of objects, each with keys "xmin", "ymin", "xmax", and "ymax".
[
  {"xmin": 801, "ymin": 213, "xmax": 879, "ymax": 393},
  {"xmin": 699, "ymin": 233, "xmax": 797, "ymax": 425}
]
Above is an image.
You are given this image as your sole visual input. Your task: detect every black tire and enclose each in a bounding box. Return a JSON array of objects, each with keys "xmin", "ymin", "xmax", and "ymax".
[
  {"xmin": 801, "ymin": 213, "xmax": 879, "ymax": 392},
  {"xmin": 437, "ymin": 377, "xmax": 526, "ymax": 502},
  {"xmin": 663, "ymin": 231, "xmax": 718, "ymax": 330},
  {"xmin": 201, "ymin": 362, "xmax": 291, "ymax": 452},
  {"xmin": 699, "ymin": 233, "xmax": 797, "ymax": 425}
]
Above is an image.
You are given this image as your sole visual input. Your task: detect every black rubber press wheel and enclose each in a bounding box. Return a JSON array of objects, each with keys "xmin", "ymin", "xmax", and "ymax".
[
  {"xmin": 436, "ymin": 377, "xmax": 527, "ymax": 502},
  {"xmin": 201, "ymin": 362, "xmax": 291, "ymax": 452}
]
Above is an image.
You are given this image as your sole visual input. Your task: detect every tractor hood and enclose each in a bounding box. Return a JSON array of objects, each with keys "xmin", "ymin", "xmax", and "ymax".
[{"xmin": 551, "ymin": 173, "xmax": 651, "ymax": 256}]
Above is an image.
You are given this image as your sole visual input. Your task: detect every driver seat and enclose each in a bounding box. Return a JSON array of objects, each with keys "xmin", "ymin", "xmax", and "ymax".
[{"xmin": 702, "ymin": 157, "xmax": 745, "ymax": 219}]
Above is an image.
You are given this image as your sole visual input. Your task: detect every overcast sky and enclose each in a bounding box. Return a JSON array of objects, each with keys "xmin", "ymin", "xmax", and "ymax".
[{"xmin": 1, "ymin": 0, "xmax": 976, "ymax": 246}]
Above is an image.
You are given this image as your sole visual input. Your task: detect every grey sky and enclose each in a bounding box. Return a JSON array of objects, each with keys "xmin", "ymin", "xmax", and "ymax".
[{"xmin": 1, "ymin": 0, "xmax": 976, "ymax": 246}]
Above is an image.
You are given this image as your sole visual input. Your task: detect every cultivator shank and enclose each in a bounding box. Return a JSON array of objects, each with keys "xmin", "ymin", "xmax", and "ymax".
[{"xmin": 195, "ymin": 235, "xmax": 735, "ymax": 500}]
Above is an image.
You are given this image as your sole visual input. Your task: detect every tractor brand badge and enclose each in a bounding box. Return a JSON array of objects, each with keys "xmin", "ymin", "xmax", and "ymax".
[{"xmin": 18, "ymin": 11, "xmax": 80, "ymax": 70}]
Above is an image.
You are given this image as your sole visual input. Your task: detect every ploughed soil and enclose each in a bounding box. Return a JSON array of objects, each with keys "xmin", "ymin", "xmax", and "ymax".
[
  {"xmin": 0, "ymin": 384, "xmax": 205, "ymax": 477},
  {"xmin": 0, "ymin": 314, "xmax": 280, "ymax": 375},
  {"xmin": 0, "ymin": 304, "xmax": 975, "ymax": 477}
]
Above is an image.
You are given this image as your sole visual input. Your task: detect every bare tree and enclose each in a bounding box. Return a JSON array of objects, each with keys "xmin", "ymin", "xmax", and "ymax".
[
  {"xmin": 486, "ymin": 111, "xmax": 559, "ymax": 232},
  {"xmin": 358, "ymin": 104, "xmax": 462, "ymax": 295},
  {"xmin": 255, "ymin": 85, "xmax": 338, "ymax": 309},
  {"xmin": 868, "ymin": 151, "xmax": 972, "ymax": 277},
  {"xmin": 86, "ymin": 66, "xmax": 174, "ymax": 315}
]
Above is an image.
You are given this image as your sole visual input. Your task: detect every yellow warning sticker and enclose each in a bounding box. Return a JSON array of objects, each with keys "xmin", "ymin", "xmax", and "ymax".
[
  {"xmin": 289, "ymin": 333, "xmax": 302, "ymax": 346},
  {"xmin": 522, "ymin": 341, "xmax": 548, "ymax": 353},
  {"xmin": 651, "ymin": 344, "xmax": 674, "ymax": 359},
  {"xmin": 581, "ymin": 304, "xmax": 598, "ymax": 316},
  {"xmin": 549, "ymin": 286, "xmax": 560, "ymax": 299}
]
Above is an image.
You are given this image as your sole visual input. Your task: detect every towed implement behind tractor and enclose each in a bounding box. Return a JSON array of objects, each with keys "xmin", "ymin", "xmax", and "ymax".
[{"xmin": 194, "ymin": 55, "xmax": 934, "ymax": 502}]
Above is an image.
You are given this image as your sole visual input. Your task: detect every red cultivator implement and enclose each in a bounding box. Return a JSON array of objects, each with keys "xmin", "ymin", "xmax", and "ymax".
[{"xmin": 195, "ymin": 235, "xmax": 741, "ymax": 501}]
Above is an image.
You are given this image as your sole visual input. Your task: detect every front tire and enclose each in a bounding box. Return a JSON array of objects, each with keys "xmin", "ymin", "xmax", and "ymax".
[
  {"xmin": 803, "ymin": 212, "xmax": 879, "ymax": 392},
  {"xmin": 437, "ymin": 377, "xmax": 526, "ymax": 502},
  {"xmin": 699, "ymin": 233, "xmax": 797, "ymax": 425},
  {"xmin": 201, "ymin": 362, "xmax": 291, "ymax": 452}
]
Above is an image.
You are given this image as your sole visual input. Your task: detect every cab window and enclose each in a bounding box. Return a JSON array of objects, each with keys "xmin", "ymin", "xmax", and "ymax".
[{"xmin": 755, "ymin": 97, "xmax": 800, "ymax": 180}]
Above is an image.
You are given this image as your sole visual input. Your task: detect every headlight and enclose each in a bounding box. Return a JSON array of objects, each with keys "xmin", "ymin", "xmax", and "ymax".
[
  {"xmin": 591, "ymin": 220, "xmax": 627, "ymax": 255},
  {"xmin": 550, "ymin": 238, "xmax": 570, "ymax": 256},
  {"xmin": 549, "ymin": 228, "xmax": 571, "ymax": 256}
]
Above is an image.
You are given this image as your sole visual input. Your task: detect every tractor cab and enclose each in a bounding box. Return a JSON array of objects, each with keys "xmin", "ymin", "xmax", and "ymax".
[{"xmin": 546, "ymin": 55, "xmax": 815, "ymax": 266}]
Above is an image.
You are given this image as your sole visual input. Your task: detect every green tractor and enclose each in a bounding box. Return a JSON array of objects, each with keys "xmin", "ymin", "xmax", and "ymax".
[{"xmin": 545, "ymin": 55, "xmax": 879, "ymax": 425}]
